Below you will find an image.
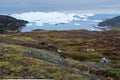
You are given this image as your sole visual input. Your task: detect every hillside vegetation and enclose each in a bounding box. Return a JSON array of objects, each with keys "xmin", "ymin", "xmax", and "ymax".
[{"xmin": 0, "ymin": 29, "xmax": 120, "ymax": 80}]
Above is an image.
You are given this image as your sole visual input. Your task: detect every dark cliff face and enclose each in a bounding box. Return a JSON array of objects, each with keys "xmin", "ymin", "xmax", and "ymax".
[
  {"xmin": 98, "ymin": 16, "xmax": 120, "ymax": 28},
  {"xmin": 0, "ymin": 15, "xmax": 28, "ymax": 32}
]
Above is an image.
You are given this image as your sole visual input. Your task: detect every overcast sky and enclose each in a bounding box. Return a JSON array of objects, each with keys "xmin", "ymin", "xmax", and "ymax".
[{"xmin": 0, "ymin": 0, "xmax": 120, "ymax": 14}]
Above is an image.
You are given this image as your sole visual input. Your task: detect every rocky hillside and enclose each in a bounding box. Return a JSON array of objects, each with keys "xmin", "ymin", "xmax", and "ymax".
[
  {"xmin": 98, "ymin": 16, "xmax": 120, "ymax": 28},
  {"xmin": 0, "ymin": 15, "xmax": 28, "ymax": 32},
  {"xmin": 0, "ymin": 30, "xmax": 120, "ymax": 80}
]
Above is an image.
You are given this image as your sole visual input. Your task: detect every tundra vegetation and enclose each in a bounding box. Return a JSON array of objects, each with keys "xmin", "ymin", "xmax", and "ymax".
[{"xmin": 0, "ymin": 29, "xmax": 120, "ymax": 80}]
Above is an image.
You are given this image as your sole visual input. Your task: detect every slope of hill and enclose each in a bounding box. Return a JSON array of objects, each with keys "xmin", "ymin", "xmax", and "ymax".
[
  {"xmin": 0, "ymin": 15, "xmax": 28, "ymax": 32},
  {"xmin": 0, "ymin": 29, "xmax": 120, "ymax": 80}
]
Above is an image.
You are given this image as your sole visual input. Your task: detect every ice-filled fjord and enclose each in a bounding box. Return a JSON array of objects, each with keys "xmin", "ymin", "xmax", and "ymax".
[{"xmin": 10, "ymin": 12, "xmax": 119, "ymax": 32}]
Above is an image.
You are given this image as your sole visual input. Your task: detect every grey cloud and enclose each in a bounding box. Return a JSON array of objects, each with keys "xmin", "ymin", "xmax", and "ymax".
[{"xmin": 0, "ymin": 0, "xmax": 120, "ymax": 14}]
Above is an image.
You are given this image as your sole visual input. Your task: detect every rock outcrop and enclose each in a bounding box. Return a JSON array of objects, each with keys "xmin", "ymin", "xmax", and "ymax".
[
  {"xmin": 0, "ymin": 15, "xmax": 28, "ymax": 32},
  {"xmin": 98, "ymin": 16, "xmax": 120, "ymax": 29}
]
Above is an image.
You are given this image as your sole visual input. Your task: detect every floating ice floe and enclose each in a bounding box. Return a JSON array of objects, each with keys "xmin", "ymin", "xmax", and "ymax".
[
  {"xmin": 74, "ymin": 23, "xmax": 80, "ymax": 26},
  {"xmin": 11, "ymin": 12, "xmax": 94, "ymax": 26}
]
